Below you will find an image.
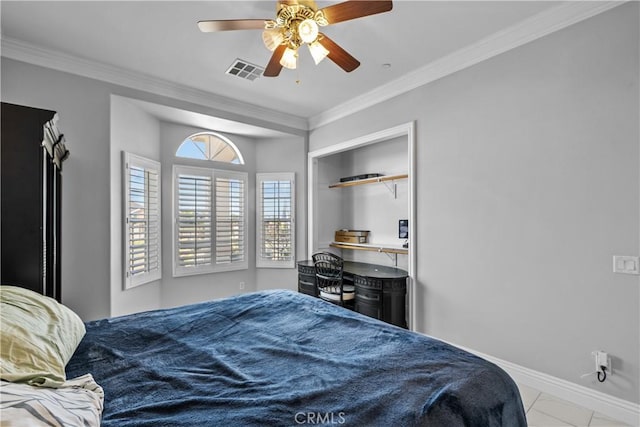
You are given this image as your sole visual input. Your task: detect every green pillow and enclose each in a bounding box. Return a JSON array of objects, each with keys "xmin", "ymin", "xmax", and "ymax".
[{"xmin": 0, "ymin": 285, "xmax": 85, "ymax": 387}]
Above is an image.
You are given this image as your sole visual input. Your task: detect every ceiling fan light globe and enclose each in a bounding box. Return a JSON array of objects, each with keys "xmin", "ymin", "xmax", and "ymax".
[
  {"xmin": 298, "ymin": 19, "xmax": 319, "ymax": 44},
  {"xmin": 280, "ymin": 47, "xmax": 298, "ymax": 69},
  {"xmin": 308, "ymin": 41, "xmax": 329, "ymax": 65},
  {"xmin": 262, "ymin": 29, "xmax": 284, "ymax": 51}
]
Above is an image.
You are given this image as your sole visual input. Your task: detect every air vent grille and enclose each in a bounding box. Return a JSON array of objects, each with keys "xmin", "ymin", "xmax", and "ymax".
[{"xmin": 226, "ymin": 59, "xmax": 263, "ymax": 81}]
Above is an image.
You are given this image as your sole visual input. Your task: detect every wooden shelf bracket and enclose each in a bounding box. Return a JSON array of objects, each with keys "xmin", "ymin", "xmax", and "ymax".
[{"xmin": 382, "ymin": 180, "xmax": 397, "ymax": 198}]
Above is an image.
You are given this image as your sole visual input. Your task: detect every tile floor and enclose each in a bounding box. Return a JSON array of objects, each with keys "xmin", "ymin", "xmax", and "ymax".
[{"xmin": 517, "ymin": 382, "xmax": 633, "ymax": 427}]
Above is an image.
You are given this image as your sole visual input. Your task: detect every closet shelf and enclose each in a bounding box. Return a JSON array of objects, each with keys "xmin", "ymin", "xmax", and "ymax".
[
  {"xmin": 328, "ymin": 173, "xmax": 408, "ymax": 189},
  {"xmin": 329, "ymin": 242, "xmax": 408, "ymax": 255}
]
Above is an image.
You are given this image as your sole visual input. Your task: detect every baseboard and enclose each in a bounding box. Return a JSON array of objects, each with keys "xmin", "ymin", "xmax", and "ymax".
[{"xmin": 456, "ymin": 345, "xmax": 640, "ymax": 426}]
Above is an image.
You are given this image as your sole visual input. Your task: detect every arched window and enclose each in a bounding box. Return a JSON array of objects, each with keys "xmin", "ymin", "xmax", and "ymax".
[{"xmin": 176, "ymin": 132, "xmax": 244, "ymax": 165}]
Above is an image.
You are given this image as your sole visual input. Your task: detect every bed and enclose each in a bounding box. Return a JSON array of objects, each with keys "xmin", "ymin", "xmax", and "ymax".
[{"xmin": 1, "ymin": 287, "xmax": 526, "ymax": 426}]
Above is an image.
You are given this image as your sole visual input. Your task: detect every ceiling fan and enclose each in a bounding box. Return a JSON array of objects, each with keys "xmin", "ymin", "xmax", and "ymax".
[{"xmin": 198, "ymin": 0, "xmax": 393, "ymax": 77}]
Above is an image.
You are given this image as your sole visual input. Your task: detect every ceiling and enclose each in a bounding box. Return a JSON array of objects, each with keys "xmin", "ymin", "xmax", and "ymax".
[{"xmin": 2, "ymin": 1, "xmax": 565, "ymax": 124}]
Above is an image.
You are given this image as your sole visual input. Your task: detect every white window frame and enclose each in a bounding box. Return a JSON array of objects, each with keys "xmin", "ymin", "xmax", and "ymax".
[
  {"xmin": 123, "ymin": 152, "xmax": 161, "ymax": 289},
  {"xmin": 176, "ymin": 132, "xmax": 245, "ymax": 164},
  {"xmin": 173, "ymin": 165, "xmax": 248, "ymax": 277},
  {"xmin": 256, "ymin": 173, "xmax": 295, "ymax": 268}
]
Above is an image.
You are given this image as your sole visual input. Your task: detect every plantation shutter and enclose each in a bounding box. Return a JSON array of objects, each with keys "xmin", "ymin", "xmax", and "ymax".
[
  {"xmin": 176, "ymin": 171, "xmax": 213, "ymax": 270},
  {"xmin": 123, "ymin": 152, "xmax": 161, "ymax": 289},
  {"xmin": 173, "ymin": 166, "xmax": 247, "ymax": 276},
  {"xmin": 256, "ymin": 173, "xmax": 295, "ymax": 268},
  {"xmin": 215, "ymin": 172, "xmax": 246, "ymax": 266}
]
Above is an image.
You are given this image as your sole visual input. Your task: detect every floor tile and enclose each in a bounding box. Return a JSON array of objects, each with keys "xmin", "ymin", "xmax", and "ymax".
[
  {"xmin": 530, "ymin": 393, "xmax": 593, "ymax": 426},
  {"xmin": 527, "ymin": 408, "xmax": 574, "ymax": 426},
  {"xmin": 589, "ymin": 412, "xmax": 631, "ymax": 426},
  {"xmin": 517, "ymin": 382, "xmax": 541, "ymax": 412}
]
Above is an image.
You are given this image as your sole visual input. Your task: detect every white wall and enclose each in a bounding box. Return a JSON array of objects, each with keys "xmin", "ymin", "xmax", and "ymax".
[
  {"xmin": 309, "ymin": 4, "xmax": 640, "ymax": 404},
  {"xmin": 109, "ymin": 96, "xmax": 162, "ymax": 316},
  {"xmin": 315, "ymin": 155, "xmax": 347, "ymax": 252}
]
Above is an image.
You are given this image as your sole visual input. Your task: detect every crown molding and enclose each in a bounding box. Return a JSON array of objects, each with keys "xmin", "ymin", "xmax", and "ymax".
[
  {"xmin": 0, "ymin": 36, "xmax": 309, "ymax": 132},
  {"xmin": 308, "ymin": 1, "xmax": 626, "ymax": 130}
]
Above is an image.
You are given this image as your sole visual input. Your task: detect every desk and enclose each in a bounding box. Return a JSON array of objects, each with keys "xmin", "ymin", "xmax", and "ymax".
[{"xmin": 297, "ymin": 260, "xmax": 408, "ymax": 328}]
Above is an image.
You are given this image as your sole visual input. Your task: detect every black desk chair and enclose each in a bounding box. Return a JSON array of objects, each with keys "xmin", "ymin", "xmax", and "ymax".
[{"xmin": 312, "ymin": 252, "xmax": 355, "ymax": 308}]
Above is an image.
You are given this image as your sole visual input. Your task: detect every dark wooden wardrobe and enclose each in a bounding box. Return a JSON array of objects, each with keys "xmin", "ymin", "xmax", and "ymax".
[{"xmin": 1, "ymin": 102, "xmax": 65, "ymax": 302}]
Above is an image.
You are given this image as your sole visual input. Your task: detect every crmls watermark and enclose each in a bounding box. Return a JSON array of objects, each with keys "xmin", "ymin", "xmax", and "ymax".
[{"xmin": 294, "ymin": 411, "xmax": 346, "ymax": 425}]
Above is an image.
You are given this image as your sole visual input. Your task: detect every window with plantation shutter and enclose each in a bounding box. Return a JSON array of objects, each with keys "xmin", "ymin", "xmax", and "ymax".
[
  {"xmin": 123, "ymin": 152, "xmax": 161, "ymax": 289},
  {"xmin": 176, "ymin": 172, "xmax": 212, "ymax": 270},
  {"xmin": 173, "ymin": 166, "xmax": 248, "ymax": 276},
  {"xmin": 256, "ymin": 173, "xmax": 295, "ymax": 268},
  {"xmin": 215, "ymin": 173, "xmax": 246, "ymax": 265}
]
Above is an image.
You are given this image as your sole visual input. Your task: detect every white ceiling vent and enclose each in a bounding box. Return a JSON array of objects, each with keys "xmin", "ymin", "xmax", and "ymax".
[{"xmin": 226, "ymin": 59, "xmax": 263, "ymax": 81}]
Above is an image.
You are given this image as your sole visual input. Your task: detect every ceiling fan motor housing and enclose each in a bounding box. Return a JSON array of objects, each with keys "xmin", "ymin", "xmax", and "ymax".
[{"xmin": 268, "ymin": 4, "xmax": 328, "ymax": 49}]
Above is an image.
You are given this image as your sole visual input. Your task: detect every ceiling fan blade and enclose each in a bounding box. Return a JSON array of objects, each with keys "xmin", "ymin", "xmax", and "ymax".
[
  {"xmin": 264, "ymin": 45, "xmax": 287, "ymax": 77},
  {"xmin": 197, "ymin": 19, "xmax": 267, "ymax": 32},
  {"xmin": 320, "ymin": 0, "xmax": 392, "ymax": 25},
  {"xmin": 318, "ymin": 34, "xmax": 360, "ymax": 72}
]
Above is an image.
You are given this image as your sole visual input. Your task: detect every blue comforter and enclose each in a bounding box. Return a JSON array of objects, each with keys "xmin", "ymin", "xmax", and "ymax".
[{"xmin": 67, "ymin": 290, "xmax": 526, "ymax": 426}]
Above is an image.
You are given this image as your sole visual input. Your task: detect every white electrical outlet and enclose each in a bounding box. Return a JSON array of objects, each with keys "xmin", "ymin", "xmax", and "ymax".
[
  {"xmin": 239, "ymin": 282, "xmax": 245, "ymax": 290},
  {"xmin": 593, "ymin": 350, "xmax": 611, "ymax": 374}
]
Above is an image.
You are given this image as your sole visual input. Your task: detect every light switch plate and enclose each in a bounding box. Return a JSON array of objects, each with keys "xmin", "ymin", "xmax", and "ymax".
[{"xmin": 613, "ymin": 255, "xmax": 640, "ymax": 275}]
